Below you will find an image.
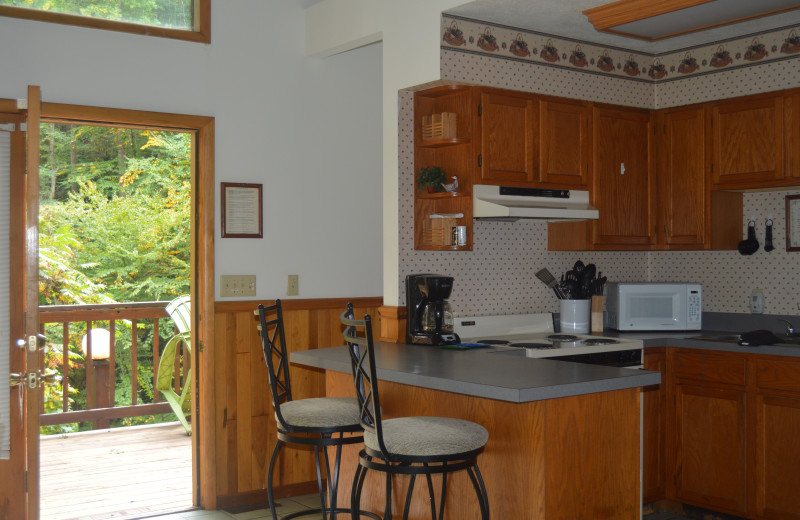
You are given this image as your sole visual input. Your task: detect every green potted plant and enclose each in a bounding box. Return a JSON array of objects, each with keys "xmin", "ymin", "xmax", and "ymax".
[{"xmin": 417, "ymin": 166, "xmax": 447, "ymax": 193}]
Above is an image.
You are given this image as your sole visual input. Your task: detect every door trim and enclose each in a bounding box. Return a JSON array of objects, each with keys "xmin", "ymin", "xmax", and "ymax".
[{"xmin": 36, "ymin": 101, "xmax": 216, "ymax": 510}]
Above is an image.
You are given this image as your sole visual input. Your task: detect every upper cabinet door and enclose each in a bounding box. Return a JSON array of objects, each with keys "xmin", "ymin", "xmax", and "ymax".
[
  {"xmin": 478, "ymin": 89, "xmax": 538, "ymax": 185},
  {"xmin": 591, "ymin": 106, "xmax": 655, "ymax": 248},
  {"xmin": 658, "ymin": 106, "xmax": 706, "ymax": 248},
  {"xmin": 710, "ymin": 94, "xmax": 785, "ymax": 189},
  {"xmin": 789, "ymin": 91, "xmax": 800, "ymax": 179},
  {"xmin": 539, "ymin": 97, "xmax": 591, "ymax": 187}
]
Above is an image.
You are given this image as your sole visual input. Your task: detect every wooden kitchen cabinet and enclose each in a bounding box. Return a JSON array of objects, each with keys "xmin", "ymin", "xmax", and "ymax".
[
  {"xmin": 669, "ymin": 349, "xmax": 749, "ymax": 516},
  {"xmin": 753, "ymin": 358, "xmax": 800, "ymax": 520},
  {"xmin": 643, "ymin": 348, "xmax": 666, "ymax": 502},
  {"xmin": 548, "ymin": 106, "xmax": 654, "ymax": 250},
  {"xmin": 591, "ymin": 106, "xmax": 654, "ymax": 248},
  {"xmin": 656, "ymin": 106, "xmax": 742, "ymax": 250},
  {"xmin": 538, "ymin": 96, "xmax": 591, "ymax": 187},
  {"xmin": 414, "ymin": 85, "xmax": 475, "ymax": 250},
  {"xmin": 709, "ymin": 92, "xmax": 786, "ymax": 189},
  {"xmin": 477, "ymin": 88, "xmax": 538, "ymax": 186},
  {"xmin": 789, "ymin": 91, "xmax": 800, "ymax": 179},
  {"xmin": 673, "ymin": 383, "xmax": 748, "ymax": 515},
  {"xmin": 659, "ymin": 348, "xmax": 800, "ymax": 519}
]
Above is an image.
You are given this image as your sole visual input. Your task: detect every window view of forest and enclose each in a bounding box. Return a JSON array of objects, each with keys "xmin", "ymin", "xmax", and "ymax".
[
  {"xmin": 0, "ymin": 0, "xmax": 194, "ymax": 29},
  {"xmin": 39, "ymin": 123, "xmax": 191, "ymax": 433}
]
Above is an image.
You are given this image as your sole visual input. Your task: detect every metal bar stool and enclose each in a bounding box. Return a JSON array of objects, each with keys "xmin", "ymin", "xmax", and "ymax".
[
  {"xmin": 340, "ymin": 303, "xmax": 490, "ymax": 520},
  {"xmin": 256, "ymin": 301, "xmax": 380, "ymax": 520}
]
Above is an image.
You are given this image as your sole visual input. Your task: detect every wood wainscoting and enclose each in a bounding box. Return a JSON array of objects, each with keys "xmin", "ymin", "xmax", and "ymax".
[
  {"xmin": 377, "ymin": 305, "xmax": 405, "ymax": 343},
  {"xmin": 212, "ymin": 297, "xmax": 382, "ymax": 509}
]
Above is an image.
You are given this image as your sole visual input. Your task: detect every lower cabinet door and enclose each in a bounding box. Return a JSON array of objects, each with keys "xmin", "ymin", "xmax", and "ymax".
[
  {"xmin": 754, "ymin": 392, "xmax": 800, "ymax": 520},
  {"xmin": 674, "ymin": 383, "xmax": 748, "ymax": 515}
]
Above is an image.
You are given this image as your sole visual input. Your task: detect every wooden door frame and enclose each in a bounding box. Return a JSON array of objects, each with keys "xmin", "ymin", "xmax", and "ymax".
[{"xmin": 2, "ymin": 99, "xmax": 217, "ymax": 512}]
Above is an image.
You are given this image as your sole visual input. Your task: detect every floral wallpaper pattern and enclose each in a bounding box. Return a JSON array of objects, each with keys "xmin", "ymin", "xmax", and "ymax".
[{"xmin": 442, "ymin": 16, "xmax": 800, "ymax": 87}]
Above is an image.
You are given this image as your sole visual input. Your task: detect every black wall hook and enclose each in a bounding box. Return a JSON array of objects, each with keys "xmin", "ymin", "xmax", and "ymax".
[
  {"xmin": 765, "ymin": 218, "xmax": 775, "ymax": 252},
  {"xmin": 738, "ymin": 219, "xmax": 759, "ymax": 255}
]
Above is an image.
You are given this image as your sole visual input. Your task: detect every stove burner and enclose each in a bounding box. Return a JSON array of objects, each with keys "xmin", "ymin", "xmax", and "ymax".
[
  {"xmin": 547, "ymin": 334, "xmax": 580, "ymax": 342},
  {"xmin": 476, "ymin": 339, "xmax": 510, "ymax": 345},
  {"xmin": 509, "ymin": 342, "xmax": 557, "ymax": 349},
  {"xmin": 582, "ymin": 338, "xmax": 620, "ymax": 345}
]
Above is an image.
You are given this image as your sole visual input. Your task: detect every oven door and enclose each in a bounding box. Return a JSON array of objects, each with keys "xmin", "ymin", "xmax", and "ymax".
[{"xmin": 546, "ymin": 348, "xmax": 642, "ymax": 368}]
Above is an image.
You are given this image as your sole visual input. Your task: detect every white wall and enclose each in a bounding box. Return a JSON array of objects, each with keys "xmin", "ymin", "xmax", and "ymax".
[{"xmin": 0, "ymin": 0, "xmax": 383, "ymax": 300}]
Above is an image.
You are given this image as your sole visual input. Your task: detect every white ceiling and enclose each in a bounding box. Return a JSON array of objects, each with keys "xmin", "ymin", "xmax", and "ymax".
[{"xmin": 445, "ymin": 0, "xmax": 800, "ymax": 54}]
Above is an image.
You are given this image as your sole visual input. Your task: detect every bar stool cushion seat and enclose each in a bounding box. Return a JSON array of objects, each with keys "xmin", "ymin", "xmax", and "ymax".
[
  {"xmin": 278, "ymin": 397, "xmax": 361, "ymax": 428},
  {"xmin": 364, "ymin": 417, "xmax": 489, "ymax": 457}
]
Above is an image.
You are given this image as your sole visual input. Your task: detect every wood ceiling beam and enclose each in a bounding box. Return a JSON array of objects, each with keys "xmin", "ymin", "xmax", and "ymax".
[{"xmin": 583, "ymin": 0, "xmax": 715, "ymax": 31}]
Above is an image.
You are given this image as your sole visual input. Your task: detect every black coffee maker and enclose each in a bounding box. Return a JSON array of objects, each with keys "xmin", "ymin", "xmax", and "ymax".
[{"xmin": 406, "ymin": 274, "xmax": 460, "ymax": 345}]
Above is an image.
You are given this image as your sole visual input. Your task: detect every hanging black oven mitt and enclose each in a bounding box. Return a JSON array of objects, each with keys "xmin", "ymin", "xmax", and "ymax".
[
  {"xmin": 764, "ymin": 219, "xmax": 775, "ymax": 252},
  {"xmin": 738, "ymin": 219, "xmax": 759, "ymax": 255},
  {"xmin": 738, "ymin": 329, "xmax": 781, "ymax": 346}
]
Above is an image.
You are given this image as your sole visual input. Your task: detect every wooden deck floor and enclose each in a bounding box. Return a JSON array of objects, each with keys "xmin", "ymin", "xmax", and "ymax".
[{"xmin": 40, "ymin": 422, "xmax": 193, "ymax": 520}]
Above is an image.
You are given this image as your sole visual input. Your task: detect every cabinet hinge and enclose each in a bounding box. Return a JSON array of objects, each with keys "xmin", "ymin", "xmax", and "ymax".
[
  {"xmin": 478, "ymin": 104, "xmax": 482, "ymax": 116},
  {"xmin": 478, "ymin": 154, "xmax": 482, "ymax": 167}
]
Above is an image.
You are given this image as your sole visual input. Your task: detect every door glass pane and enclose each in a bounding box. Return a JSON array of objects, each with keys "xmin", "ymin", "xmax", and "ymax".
[{"xmin": 0, "ymin": 130, "xmax": 10, "ymax": 460}]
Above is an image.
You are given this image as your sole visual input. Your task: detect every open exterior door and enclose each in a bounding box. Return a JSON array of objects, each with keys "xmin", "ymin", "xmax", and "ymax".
[{"xmin": 0, "ymin": 85, "xmax": 42, "ymax": 520}]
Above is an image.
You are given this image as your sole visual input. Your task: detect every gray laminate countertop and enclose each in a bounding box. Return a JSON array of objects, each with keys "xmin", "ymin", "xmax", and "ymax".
[
  {"xmin": 616, "ymin": 331, "xmax": 800, "ymax": 357},
  {"xmin": 291, "ymin": 341, "xmax": 661, "ymax": 403}
]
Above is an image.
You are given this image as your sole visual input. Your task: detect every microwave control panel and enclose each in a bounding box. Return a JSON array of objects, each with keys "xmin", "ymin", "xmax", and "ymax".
[{"xmin": 688, "ymin": 287, "xmax": 702, "ymax": 324}]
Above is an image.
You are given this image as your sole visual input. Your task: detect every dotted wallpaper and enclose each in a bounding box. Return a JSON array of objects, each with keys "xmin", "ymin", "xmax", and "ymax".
[
  {"xmin": 394, "ymin": 18, "xmax": 800, "ymax": 317},
  {"xmin": 649, "ymin": 190, "xmax": 800, "ymax": 314}
]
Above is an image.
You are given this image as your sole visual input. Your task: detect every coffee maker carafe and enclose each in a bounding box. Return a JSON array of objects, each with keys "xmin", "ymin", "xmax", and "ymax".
[{"xmin": 406, "ymin": 274, "xmax": 460, "ymax": 345}]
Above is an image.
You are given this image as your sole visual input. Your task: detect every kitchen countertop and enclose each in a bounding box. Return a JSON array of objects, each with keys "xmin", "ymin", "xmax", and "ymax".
[
  {"xmin": 291, "ymin": 341, "xmax": 661, "ymax": 403},
  {"xmin": 606, "ymin": 330, "xmax": 800, "ymax": 357}
]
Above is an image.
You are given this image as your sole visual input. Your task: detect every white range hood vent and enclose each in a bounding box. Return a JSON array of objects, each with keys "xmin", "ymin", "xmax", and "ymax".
[{"xmin": 473, "ymin": 184, "xmax": 599, "ymax": 222}]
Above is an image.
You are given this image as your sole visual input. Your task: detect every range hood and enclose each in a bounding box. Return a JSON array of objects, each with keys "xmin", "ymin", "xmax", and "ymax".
[{"xmin": 473, "ymin": 184, "xmax": 599, "ymax": 222}]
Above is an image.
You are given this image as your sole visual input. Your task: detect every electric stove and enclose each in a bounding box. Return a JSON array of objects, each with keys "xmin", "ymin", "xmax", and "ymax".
[{"xmin": 454, "ymin": 313, "xmax": 643, "ymax": 365}]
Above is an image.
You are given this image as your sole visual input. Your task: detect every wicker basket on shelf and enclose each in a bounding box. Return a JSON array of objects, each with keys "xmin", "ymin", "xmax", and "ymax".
[
  {"xmin": 422, "ymin": 112, "xmax": 457, "ymax": 141},
  {"xmin": 421, "ymin": 217, "xmax": 456, "ymax": 246}
]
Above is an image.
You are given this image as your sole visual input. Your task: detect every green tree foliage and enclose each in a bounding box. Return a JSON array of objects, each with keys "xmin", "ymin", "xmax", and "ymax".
[
  {"xmin": 38, "ymin": 124, "xmax": 191, "ymax": 433},
  {"xmin": 0, "ymin": 0, "xmax": 193, "ymax": 29},
  {"xmin": 40, "ymin": 128, "xmax": 191, "ymax": 303}
]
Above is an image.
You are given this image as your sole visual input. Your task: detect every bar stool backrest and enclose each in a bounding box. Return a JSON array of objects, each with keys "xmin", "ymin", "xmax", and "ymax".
[
  {"xmin": 341, "ymin": 304, "xmax": 392, "ymax": 460},
  {"xmin": 257, "ymin": 300, "xmax": 294, "ymax": 432}
]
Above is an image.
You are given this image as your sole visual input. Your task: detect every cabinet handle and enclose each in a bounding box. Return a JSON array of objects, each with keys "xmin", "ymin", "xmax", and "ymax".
[{"xmin": 478, "ymin": 154, "xmax": 482, "ymax": 167}]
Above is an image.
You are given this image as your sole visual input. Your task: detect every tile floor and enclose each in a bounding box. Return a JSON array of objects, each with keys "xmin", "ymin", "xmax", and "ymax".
[
  {"xmin": 152, "ymin": 494, "xmax": 324, "ymax": 520},
  {"xmin": 151, "ymin": 496, "xmax": 696, "ymax": 520}
]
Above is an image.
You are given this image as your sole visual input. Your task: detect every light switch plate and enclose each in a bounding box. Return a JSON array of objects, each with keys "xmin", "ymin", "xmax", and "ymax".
[
  {"xmin": 750, "ymin": 289, "xmax": 764, "ymax": 314},
  {"xmin": 287, "ymin": 274, "xmax": 299, "ymax": 296},
  {"xmin": 220, "ymin": 275, "xmax": 256, "ymax": 297}
]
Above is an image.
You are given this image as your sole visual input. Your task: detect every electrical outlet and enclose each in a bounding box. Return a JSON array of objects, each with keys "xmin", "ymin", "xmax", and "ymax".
[
  {"xmin": 220, "ymin": 275, "xmax": 256, "ymax": 297},
  {"xmin": 750, "ymin": 289, "xmax": 764, "ymax": 314},
  {"xmin": 287, "ymin": 274, "xmax": 299, "ymax": 296}
]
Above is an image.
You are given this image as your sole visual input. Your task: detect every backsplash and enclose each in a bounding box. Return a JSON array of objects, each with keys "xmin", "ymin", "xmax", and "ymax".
[{"xmin": 395, "ymin": 18, "xmax": 800, "ymax": 317}]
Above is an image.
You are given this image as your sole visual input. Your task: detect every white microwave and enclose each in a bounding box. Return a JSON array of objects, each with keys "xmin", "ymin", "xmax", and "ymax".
[{"xmin": 606, "ymin": 283, "xmax": 702, "ymax": 331}]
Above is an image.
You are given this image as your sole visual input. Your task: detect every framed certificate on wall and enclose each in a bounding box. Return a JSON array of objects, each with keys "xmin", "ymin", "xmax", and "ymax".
[
  {"xmin": 221, "ymin": 182, "xmax": 263, "ymax": 238},
  {"xmin": 786, "ymin": 194, "xmax": 800, "ymax": 251}
]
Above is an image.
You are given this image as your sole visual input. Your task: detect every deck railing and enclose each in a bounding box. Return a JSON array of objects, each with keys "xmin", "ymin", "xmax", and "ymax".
[{"xmin": 38, "ymin": 301, "xmax": 190, "ymax": 429}]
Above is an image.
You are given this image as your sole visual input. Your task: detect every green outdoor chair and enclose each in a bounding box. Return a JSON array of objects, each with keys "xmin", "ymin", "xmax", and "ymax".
[{"xmin": 157, "ymin": 295, "xmax": 192, "ymax": 435}]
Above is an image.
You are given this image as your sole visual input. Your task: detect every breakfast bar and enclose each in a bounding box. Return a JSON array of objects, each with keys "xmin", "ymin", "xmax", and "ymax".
[{"xmin": 293, "ymin": 342, "xmax": 661, "ymax": 520}]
